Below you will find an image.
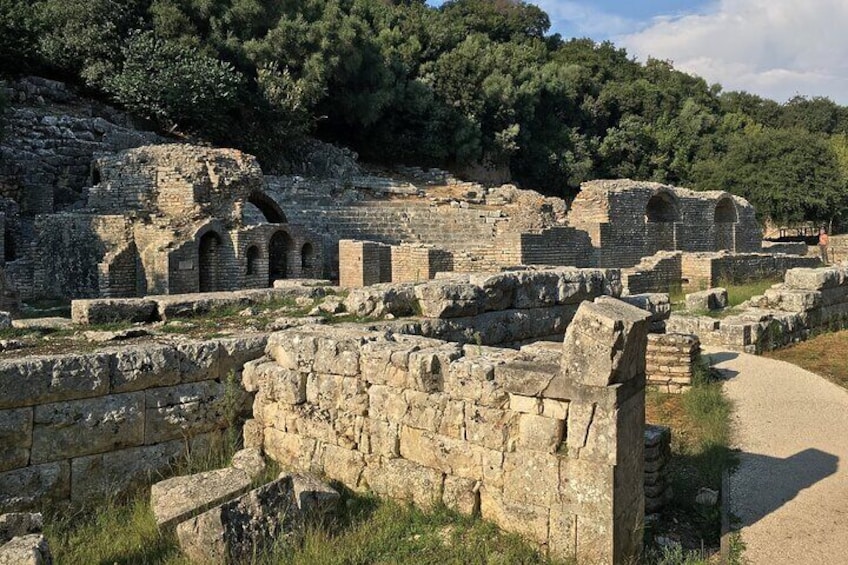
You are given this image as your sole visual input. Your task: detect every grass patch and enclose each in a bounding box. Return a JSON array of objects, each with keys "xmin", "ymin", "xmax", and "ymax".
[
  {"xmin": 46, "ymin": 485, "xmax": 563, "ymax": 565},
  {"xmin": 765, "ymin": 329, "xmax": 848, "ymax": 389},
  {"xmin": 645, "ymin": 355, "xmax": 736, "ymax": 557},
  {"xmin": 719, "ymin": 277, "xmax": 780, "ymax": 309}
]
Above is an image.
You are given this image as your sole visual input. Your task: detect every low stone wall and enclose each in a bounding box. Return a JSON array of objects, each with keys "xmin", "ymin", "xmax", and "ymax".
[
  {"xmin": 343, "ymin": 268, "xmax": 622, "ymax": 346},
  {"xmin": 680, "ymin": 252, "xmax": 820, "ymax": 291},
  {"xmin": 825, "ymin": 234, "xmax": 848, "ymax": 264},
  {"xmin": 0, "ymin": 335, "xmax": 266, "ymax": 511},
  {"xmin": 622, "ymin": 251, "xmax": 682, "ymax": 295},
  {"xmin": 645, "ymin": 334, "xmax": 700, "ymax": 393},
  {"xmin": 71, "ymin": 284, "xmax": 331, "ymax": 325},
  {"xmin": 245, "ymin": 298, "xmax": 649, "ymax": 563},
  {"xmin": 669, "ymin": 266, "xmax": 848, "ymax": 353},
  {"xmin": 761, "ymin": 241, "xmax": 808, "ymax": 255}
]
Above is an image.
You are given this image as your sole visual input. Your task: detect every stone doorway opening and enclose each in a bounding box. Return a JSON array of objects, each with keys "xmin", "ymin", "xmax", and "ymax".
[
  {"xmin": 198, "ymin": 231, "xmax": 222, "ymax": 292},
  {"xmin": 269, "ymin": 231, "xmax": 293, "ymax": 285}
]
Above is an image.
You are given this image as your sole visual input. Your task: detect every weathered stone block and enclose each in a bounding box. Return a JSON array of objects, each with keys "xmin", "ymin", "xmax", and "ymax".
[
  {"xmin": 320, "ymin": 444, "xmax": 365, "ymax": 488},
  {"xmin": 343, "ymin": 283, "xmax": 417, "ymax": 318},
  {"xmin": 685, "ymin": 288, "xmax": 728, "ymax": 311},
  {"xmin": 144, "ymin": 381, "xmax": 232, "ymax": 444},
  {"xmin": 414, "ymin": 280, "xmax": 484, "ymax": 318},
  {"xmin": 176, "ymin": 341, "xmax": 221, "ymax": 383},
  {"xmin": 0, "ymin": 534, "xmax": 51, "ymax": 565},
  {"xmin": 550, "ymin": 299, "xmax": 649, "ymax": 392},
  {"xmin": 175, "ymin": 475, "xmax": 299, "ymax": 564},
  {"xmin": 508, "ymin": 394, "xmax": 541, "ymax": 415},
  {"xmin": 263, "ymin": 428, "xmax": 316, "ymax": 473},
  {"xmin": 292, "ymin": 474, "xmax": 340, "ymax": 515},
  {"xmin": 71, "ymin": 298, "xmax": 157, "ymax": 325},
  {"xmin": 0, "ymin": 462, "xmax": 70, "ymax": 512},
  {"xmin": 785, "ymin": 267, "xmax": 844, "ymax": 290},
  {"xmin": 363, "ymin": 458, "xmax": 443, "ymax": 508},
  {"xmin": 110, "ymin": 344, "xmax": 180, "ymax": 393},
  {"xmin": 31, "ymin": 393, "xmax": 144, "ymax": 463},
  {"xmin": 242, "ymin": 419, "xmax": 264, "ymax": 449},
  {"xmin": 216, "ymin": 335, "xmax": 267, "ymax": 375},
  {"xmin": 503, "ymin": 451, "xmax": 560, "ymax": 506},
  {"xmin": 245, "ymin": 362, "xmax": 305, "ymax": 405},
  {"xmin": 0, "ymin": 409, "xmax": 32, "ymax": 472},
  {"xmin": 442, "ymin": 475, "xmax": 479, "ymax": 515},
  {"xmin": 465, "ymin": 406, "xmax": 515, "ymax": 450},
  {"xmin": 266, "ymin": 332, "xmax": 317, "ymax": 372},
  {"xmin": 0, "ymin": 513, "xmax": 42, "ymax": 545},
  {"xmin": 0, "ymin": 354, "xmax": 111, "ymax": 409},
  {"xmin": 151, "ymin": 466, "xmax": 253, "ymax": 529},
  {"xmin": 518, "ymin": 414, "xmax": 564, "ymax": 453},
  {"xmin": 479, "ymin": 486, "xmax": 549, "ymax": 545}
]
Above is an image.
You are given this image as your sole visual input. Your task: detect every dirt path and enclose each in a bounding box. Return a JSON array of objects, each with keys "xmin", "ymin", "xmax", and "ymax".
[{"xmin": 707, "ymin": 349, "xmax": 848, "ymax": 564}]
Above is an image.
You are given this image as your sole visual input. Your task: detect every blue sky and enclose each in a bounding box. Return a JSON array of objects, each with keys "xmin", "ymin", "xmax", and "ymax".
[{"xmin": 426, "ymin": 0, "xmax": 848, "ymax": 104}]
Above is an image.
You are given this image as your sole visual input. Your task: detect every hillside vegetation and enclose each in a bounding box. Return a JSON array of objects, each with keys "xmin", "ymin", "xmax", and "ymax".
[{"xmin": 2, "ymin": 0, "xmax": 848, "ymax": 227}]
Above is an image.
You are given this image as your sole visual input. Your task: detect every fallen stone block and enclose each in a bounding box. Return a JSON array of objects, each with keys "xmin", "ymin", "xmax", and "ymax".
[
  {"xmin": 685, "ymin": 288, "xmax": 728, "ymax": 312},
  {"xmin": 0, "ymin": 513, "xmax": 43, "ymax": 544},
  {"xmin": 151, "ymin": 467, "xmax": 253, "ymax": 530},
  {"xmin": 0, "ymin": 534, "xmax": 51, "ymax": 565},
  {"xmin": 176, "ymin": 473, "xmax": 338, "ymax": 564}
]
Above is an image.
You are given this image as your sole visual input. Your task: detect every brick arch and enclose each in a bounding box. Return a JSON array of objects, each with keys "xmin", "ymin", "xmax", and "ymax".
[
  {"xmin": 198, "ymin": 230, "xmax": 223, "ymax": 292},
  {"xmin": 714, "ymin": 197, "xmax": 737, "ymax": 223},
  {"xmin": 248, "ymin": 191, "xmax": 286, "ymax": 224},
  {"xmin": 645, "ymin": 191, "xmax": 680, "ymax": 223}
]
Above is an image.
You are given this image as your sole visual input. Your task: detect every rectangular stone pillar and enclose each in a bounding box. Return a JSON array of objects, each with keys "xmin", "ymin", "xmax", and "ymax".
[{"xmin": 339, "ymin": 240, "xmax": 390, "ymax": 288}]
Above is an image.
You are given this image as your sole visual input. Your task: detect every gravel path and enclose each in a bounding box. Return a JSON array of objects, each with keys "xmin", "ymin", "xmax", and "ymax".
[{"xmin": 708, "ymin": 349, "xmax": 848, "ymax": 564}]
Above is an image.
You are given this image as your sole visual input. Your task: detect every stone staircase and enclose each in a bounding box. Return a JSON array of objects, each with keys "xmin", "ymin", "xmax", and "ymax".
[{"xmin": 150, "ymin": 447, "xmax": 339, "ymax": 563}]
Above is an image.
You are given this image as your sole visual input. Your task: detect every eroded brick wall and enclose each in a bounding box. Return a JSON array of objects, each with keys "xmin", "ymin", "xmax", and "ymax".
[{"xmin": 646, "ymin": 333, "xmax": 700, "ymax": 393}]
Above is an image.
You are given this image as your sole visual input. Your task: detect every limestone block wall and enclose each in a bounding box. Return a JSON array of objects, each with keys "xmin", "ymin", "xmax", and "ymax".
[
  {"xmin": 669, "ymin": 266, "xmax": 848, "ymax": 353},
  {"xmin": 825, "ymin": 234, "xmax": 848, "ymax": 264},
  {"xmin": 247, "ymin": 298, "xmax": 648, "ymax": 563},
  {"xmin": 645, "ymin": 333, "xmax": 700, "ymax": 393},
  {"xmin": 344, "ymin": 268, "xmax": 623, "ymax": 346},
  {"xmin": 680, "ymin": 252, "xmax": 821, "ymax": 291},
  {"xmin": 622, "ymin": 252, "xmax": 683, "ymax": 295},
  {"xmin": 0, "ymin": 335, "xmax": 267, "ymax": 511}
]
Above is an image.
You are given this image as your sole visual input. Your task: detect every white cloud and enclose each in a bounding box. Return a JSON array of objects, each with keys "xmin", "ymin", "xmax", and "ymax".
[
  {"xmin": 619, "ymin": 0, "xmax": 848, "ymax": 103},
  {"xmin": 536, "ymin": 1, "xmax": 637, "ymax": 38}
]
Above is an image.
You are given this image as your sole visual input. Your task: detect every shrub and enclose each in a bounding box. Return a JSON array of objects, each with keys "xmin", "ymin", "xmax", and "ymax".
[{"xmin": 104, "ymin": 30, "xmax": 244, "ymax": 140}]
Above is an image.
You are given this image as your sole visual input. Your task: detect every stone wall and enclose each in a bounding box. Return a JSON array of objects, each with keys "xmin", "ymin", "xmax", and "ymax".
[
  {"xmin": 0, "ymin": 77, "xmax": 163, "ymax": 216},
  {"xmin": 622, "ymin": 252, "xmax": 683, "ymax": 295},
  {"xmin": 0, "ymin": 335, "xmax": 267, "ymax": 511},
  {"xmin": 569, "ymin": 180, "xmax": 762, "ymax": 269},
  {"xmin": 246, "ymin": 297, "xmax": 649, "ymax": 563},
  {"xmin": 669, "ymin": 266, "xmax": 848, "ymax": 353},
  {"xmin": 391, "ymin": 244, "xmax": 453, "ymax": 283},
  {"xmin": 343, "ymin": 268, "xmax": 622, "ymax": 346},
  {"xmin": 680, "ymin": 252, "xmax": 820, "ymax": 291},
  {"xmin": 339, "ymin": 240, "xmax": 392, "ymax": 288},
  {"xmin": 645, "ymin": 333, "xmax": 700, "ymax": 393}
]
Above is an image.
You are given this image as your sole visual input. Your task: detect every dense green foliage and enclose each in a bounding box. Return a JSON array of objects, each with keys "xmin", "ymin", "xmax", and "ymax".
[{"xmin": 3, "ymin": 0, "xmax": 848, "ymax": 226}]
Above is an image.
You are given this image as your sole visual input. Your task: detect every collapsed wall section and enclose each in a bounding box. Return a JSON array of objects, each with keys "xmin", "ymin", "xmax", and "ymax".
[{"xmin": 246, "ymin": 297, "xmax": 648, "ymax": 563}]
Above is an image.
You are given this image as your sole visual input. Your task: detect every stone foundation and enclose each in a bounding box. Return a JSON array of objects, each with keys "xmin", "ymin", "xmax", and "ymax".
[{"xmin": 246, "ymin": 298, "xmax": 649, "ymax": 563}]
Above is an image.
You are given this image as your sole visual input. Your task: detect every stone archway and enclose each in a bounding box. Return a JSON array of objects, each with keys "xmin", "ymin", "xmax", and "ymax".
[
  {"xmin": 248, "ymin": 192, "xmax": 286, "ymax": 224},
  {"xmin": 269, "ymin": 231, "xmax": 293, "ymax": 285},
  {"xmin": 715, "ymin": 197, "xmax": 738, "ymax": 251},
  {"xmin": 198, "ymin": 231, "xmax": 222, "ymax": 292},
  {"xmin": 645, "ymin": 191, "xmax": 680, "ymax": 253}
]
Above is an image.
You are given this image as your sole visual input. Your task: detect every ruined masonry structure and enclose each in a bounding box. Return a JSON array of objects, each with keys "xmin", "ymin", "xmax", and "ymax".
[
  {"xmin": 15, "ymin": 145, "xmax": 323, "ymax": 300},
  {"xmin": 244, "ymin": 298, "xmax": 650, "ymax": 564}
]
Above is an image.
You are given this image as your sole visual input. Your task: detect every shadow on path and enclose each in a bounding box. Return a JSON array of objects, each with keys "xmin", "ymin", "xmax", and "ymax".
[{"xmin": 733, "ymin": 448, "xmax": 838, "ymax": 528}]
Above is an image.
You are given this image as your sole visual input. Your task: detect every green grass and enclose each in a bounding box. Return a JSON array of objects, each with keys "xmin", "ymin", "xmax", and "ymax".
[
  {"xmin": 720, "ymin": 277, "xmax": 780, "ymax": 309},
  {"xmin": 45, "ymin": 488, "xmax": 562, "ymax": 565},
  {"xmin": 645, "ymin": 356, "xmax": 736, "ymax": 559},
  {"xmin": 766, "ymin": 328, "xmax": 848, "ymax": 389}
]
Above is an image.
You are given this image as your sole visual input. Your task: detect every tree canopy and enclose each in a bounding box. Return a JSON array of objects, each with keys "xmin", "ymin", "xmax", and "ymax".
[{"xmin": 2, "ymin": 0, "xmax": 847, "ymax": 228}]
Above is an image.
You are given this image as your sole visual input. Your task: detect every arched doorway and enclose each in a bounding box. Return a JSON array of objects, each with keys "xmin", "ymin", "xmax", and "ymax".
[
  {"xmin": 269, "ymin": 231, "xmax": 293, "ymax": 285},
  {"xmin": 246, "ymin": 245, "xmax": 260, "ymax": 276},
  {"xmin": 301, "ymin": 242, "xmax": 314, "ymax": 272},
  {"xmin": 645, "ymin": 191, "xmax": 680, "ymax": 253},
  {"xmin": 198, "ymin": 231, "xmax": 222, "ymax": 292},
  {"xmin": 714, "ymin": 197, "xmax": 737, "ymax": 251}
]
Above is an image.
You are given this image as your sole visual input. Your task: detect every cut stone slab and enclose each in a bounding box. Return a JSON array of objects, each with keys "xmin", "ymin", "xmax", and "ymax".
[
  {"xmin": 292, "ymin": 473, "xmax": 340, "ymax": 514},
  {"xmin": 685, "ymin": 288, "xmax": 728, "ymax": 312},
  {"xmin": 230, "ymin": 448, "xmax": 266, "ymax": 479},
  {"xmin": 176, "ymin": 475, "xmax": 298, "ymax": 564},
  {"xmin": 150, "ymin": 467, "xmax": 252, "ymax": 530},
  {"xmin": 0, "ymin": 513, "xmax": 43, "ymax": 544},
  {"xmin": 0, "ymin": 534, "xmax": 51, "ymax": 565}
]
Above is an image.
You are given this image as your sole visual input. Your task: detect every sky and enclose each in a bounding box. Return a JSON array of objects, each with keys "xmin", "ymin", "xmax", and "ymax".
[{"xmin": 427, "ymin": 0, "xmax": 848, "ymax": 104}]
